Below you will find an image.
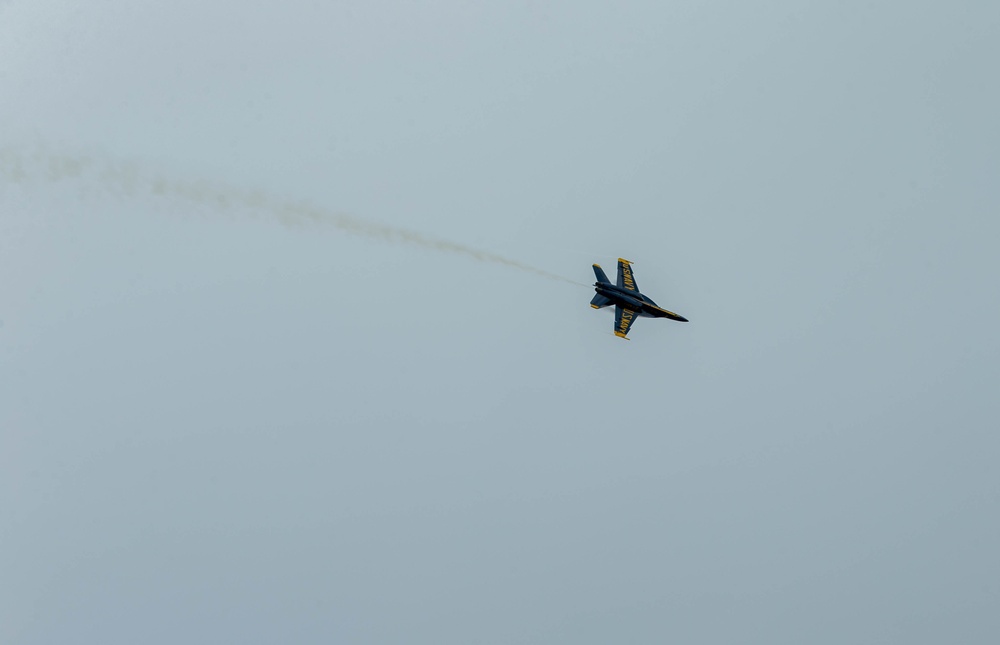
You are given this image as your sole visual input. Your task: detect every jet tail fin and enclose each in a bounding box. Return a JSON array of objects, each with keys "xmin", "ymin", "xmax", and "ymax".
[{"xmin": 592, "ymin": 264, "xmax": 611, "ymax": 284}]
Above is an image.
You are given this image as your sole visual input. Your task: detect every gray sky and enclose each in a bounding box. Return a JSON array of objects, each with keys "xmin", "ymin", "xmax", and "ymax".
[{"xmin": 2, "ymin": 1, "xmax": 999, "ymax": 643}]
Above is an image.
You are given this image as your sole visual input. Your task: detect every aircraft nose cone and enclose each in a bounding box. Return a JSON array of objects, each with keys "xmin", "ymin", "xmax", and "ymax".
[{"xmin": 657, "ymin": 309, "xmax": 688, "ymax": 322}]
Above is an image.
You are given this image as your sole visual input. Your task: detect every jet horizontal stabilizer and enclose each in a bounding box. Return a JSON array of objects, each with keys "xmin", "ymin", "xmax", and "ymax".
[
  {"xmin": 590, "ymin": 293, "xmax": 614, "ymax": 309},
  {"xmin": 592, "ymin": 264, "xmax": 612, "ymax": 284}
]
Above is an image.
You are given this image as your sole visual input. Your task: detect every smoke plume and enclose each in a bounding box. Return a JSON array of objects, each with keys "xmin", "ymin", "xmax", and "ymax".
[{"xmin": 0, "ymin": 146, "xmax": 581, "ymax": 285}]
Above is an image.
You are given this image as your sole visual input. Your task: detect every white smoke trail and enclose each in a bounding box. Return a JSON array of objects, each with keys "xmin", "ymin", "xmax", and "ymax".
[{"xmin": 0, "ymin": 146, "xmax": 585, "ymax": 285}]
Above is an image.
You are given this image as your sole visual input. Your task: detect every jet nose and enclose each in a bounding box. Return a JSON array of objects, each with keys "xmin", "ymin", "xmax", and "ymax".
[{"xmin": 658, "ymin": 309, "xmax": 688, "ymax": 322}]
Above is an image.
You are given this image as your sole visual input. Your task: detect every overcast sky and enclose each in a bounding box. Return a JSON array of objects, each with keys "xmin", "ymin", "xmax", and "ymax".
[{"xmin": 2, "ymin": 1, "xmax": 999, "ymax": 643}]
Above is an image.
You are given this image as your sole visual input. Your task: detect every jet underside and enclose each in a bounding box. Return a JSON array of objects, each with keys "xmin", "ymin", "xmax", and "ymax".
[{"xmin": 591, "ymin": 258, "xmax": 687, "ymax": 339}]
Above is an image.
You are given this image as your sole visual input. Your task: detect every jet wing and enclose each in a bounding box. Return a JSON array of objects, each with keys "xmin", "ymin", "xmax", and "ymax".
[
  {"xmin": 614, "ymin": 305, "xmax": 639, "ymax": 339},
  {"xmin": 616, "ymin": 258, "xmax": 639, "ymax": 292}
]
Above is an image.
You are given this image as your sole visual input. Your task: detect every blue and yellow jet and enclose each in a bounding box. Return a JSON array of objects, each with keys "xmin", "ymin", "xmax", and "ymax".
[{"xmin": 591, "ymin": 258, "xmax": 688, "ymax": 339}]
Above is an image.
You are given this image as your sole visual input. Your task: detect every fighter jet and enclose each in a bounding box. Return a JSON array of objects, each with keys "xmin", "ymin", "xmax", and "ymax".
[{"xmin": 591, "ymin": 258, "xmax": 688, "ymax": 339}]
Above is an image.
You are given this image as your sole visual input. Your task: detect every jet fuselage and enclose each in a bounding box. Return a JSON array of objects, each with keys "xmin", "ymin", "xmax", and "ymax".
[{"xmin": 593, "ymin": 281, "xmax": 687, "ymax": 321}]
